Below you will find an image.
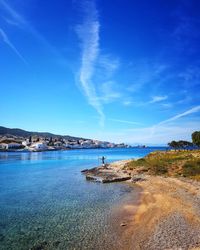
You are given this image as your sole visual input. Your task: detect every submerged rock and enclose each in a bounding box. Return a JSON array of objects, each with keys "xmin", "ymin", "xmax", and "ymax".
[
  {"xmin": 81, "ymin": 169, "xmax": 89, "ymax": 173},
  {"xmin": 30, "ymin": 241, "xmax": 48, "ymax": 250},
  {"xmin": 52, "ymin": 240, "xmax": 61, "ymax": 247},
  {"xmin": 86, "ymin": 175, "xmax": 102, "ymax": 182},
  {"xmin": 0, "ymin": 233, "xmax": 5, "ymax": 242}
]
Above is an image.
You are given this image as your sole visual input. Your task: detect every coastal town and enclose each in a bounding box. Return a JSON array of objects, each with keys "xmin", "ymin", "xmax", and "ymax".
[
  {"xmin": 1, "ymin": 0, "xmax": 199, "ymax": 249},
  {"xmin": 0, "ymin": 134, "xmax": 130, "ymax": 152}
]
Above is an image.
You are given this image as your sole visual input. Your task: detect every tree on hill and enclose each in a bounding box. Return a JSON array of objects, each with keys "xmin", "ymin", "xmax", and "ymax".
[
  {"xmin": 192, "ymin": 131, "xmax": 200, "ymax": 147},
  {"xmin": 168, "ymin": 140, "xmax": 193, "ymax": 150},
  {"xmin": 178, "ymin": 140, "xmax": 193, "ymax": 149},
  {"xmin": 168, "ymin": 141, "xmax": 179, "ymax": 150},
  {"xmin": 48, "ymin": 137, "xmax": 53, "ymax": 146}
]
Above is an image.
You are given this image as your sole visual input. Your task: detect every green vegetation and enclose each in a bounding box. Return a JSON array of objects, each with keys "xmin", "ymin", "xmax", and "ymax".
[
  {"xmin": 0, "ymin": 125, "xmax": 86, "ymax": 141},
  {"xmin": 168, "ymin": 140, "xmax": 193, "ymax": 150},
  {"xmin": 192, "ymin": 131, "xmax": 200, "ymax": 147},
  {"xmin": 167, "ymin": 131, "xmax": 200, "ymax": 150},
  {"xmin": 29, "ymin": 136, "xmax": 32, "ymax": 143},
  {"xmin": 125, "ymin": 150, "xmax": 200, "ymax": 179},
  {"xmin": 182, "ymin": 160, "xmax": 200, "ymax": 179}
]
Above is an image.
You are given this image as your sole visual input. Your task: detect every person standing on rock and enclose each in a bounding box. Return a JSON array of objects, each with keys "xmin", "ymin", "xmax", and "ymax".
[{"xmin": 101, "ymin": 156, "xmax": 106, "ymax": 167}]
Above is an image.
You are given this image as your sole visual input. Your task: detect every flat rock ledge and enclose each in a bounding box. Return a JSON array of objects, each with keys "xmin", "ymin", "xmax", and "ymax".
[{"xmin": 81, "ymin": 162, "xmax": 132, "ymax": 183}]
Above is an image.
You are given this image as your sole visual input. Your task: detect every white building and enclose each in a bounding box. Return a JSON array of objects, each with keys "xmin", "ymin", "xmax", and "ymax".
[
  {"xmin": 30, "ymin": 142, "xmax": 47, "ymax": 150},
  {"xmin": 22, "ymin": 140, "xmax": 31, "ymax": 147},
  {"xmin": 80, "ymin": 140, "xmax": 94, "ymax": 148},
  {"xmin": 98, "ymin": 142, "xmax": 109, "ymax": 148}
]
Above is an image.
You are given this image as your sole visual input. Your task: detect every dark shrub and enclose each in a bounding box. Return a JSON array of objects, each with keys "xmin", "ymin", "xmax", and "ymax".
[
  {"xmin": 182, "ymin": 161, "xmax": 200, "ymax": 177},
  {"xmin": 151, "ymin": 164, "xmax": 168, "ymax": 175}
]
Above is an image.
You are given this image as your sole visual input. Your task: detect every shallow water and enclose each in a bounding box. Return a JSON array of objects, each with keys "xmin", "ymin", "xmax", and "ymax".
[{"xmin": 0, "ymin": 147, "xmax": 165, "ymax": 250}]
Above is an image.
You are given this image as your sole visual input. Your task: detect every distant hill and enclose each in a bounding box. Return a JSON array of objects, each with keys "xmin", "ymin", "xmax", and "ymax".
[{"xmin": 0, "ymin": 126, "xmax": 86, "ymax": 141}]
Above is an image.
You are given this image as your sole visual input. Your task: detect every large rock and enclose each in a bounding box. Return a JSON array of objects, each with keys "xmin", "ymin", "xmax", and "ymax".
[
  {"xmin": 82, "ymin": 164, "xmax": 131, "ymax": 183},
  {"xmin": 101, "ymin": 176, "xmax": 131, "ymax": 183}
]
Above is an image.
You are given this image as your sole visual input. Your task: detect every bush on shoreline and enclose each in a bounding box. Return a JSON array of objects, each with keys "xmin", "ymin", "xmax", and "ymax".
[
  {"xmin": 124, "ymin": 150, "xmax": 200, "ymax": 180},
  {"xmin": 182, "ymin": 160, "xmax": 200, "ymax": 178}
]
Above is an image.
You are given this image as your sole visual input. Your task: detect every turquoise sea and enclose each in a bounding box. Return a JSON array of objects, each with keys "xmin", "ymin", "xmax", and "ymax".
[{"xmin": 0, "ymin": 147, "xmax": 165, "ymax": 250}]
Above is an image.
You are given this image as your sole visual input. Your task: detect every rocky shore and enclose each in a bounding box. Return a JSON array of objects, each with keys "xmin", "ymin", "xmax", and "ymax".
[
  {"xmin": 81, "ymin": 160, "xmax": 133, "ymax": 183},
  {"xmin": 82, "ymin": 157, "xmax": 200, "ymax": 249}
]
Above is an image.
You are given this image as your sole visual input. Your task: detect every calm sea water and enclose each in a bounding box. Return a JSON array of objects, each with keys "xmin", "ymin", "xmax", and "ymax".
[{"xmin": 0, "ymin": 147, "xmax": 165, "ymax": 250}]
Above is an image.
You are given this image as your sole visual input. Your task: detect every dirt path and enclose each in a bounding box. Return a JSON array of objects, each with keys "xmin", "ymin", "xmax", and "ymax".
[{"xmin": 120, "ymin": 176, "xmax": 200, "ymax": 250}]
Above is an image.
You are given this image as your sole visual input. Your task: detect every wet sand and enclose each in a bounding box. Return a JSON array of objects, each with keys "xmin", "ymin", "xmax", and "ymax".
[{"xmin": 108, "ymin": 183, "xmax": 143, "ymax": 250}]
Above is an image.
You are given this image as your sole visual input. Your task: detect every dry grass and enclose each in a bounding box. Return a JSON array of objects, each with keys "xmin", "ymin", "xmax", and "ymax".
[{"xmin": 124, "ymin": 150, "xmax": 200, "ymax": 179}]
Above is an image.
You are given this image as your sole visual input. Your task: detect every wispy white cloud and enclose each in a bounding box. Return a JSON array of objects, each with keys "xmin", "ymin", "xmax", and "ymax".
[
  {"xmin": 148, "ymin": 105, "xmax": 200, "ymax": 140},
  {"xmin": 0, "ymin": 0, "xmax": 26, "ymax": 26},
  {"xmin": 161, "ymin": 103, "xmax": 173, "ymax": 109},
  {"xmin": 2, "ymin": 17, "xmax": 20, "ymax": 27},
  {"xmin": 109, "ymin": 118, "xmax": 142, "ymax": 125},
  {"xmin": 0, "ymin": 27, "xmax": 27, "ymax": 64},
  {"xmin": 98, "ymin": 81, "xmax": 121, "ymax": 104},
  {"xmin": 76, "ymin": 1, "xmax": 105, "ymax": 126},
  {"xmin": 172, "ymin": 7, "xmax": 200, "ymax": 54},
  {"xmin": 178, "ymin": 66, "xmax": 200, "ymax": 88},
  {"xmin": 98, "ymin": 54, "xmax": 120, "ymax": 76},
  {"xmin": 122, "ymin": 100, "xmax": 133, "ymax": 106},
  {"xmin": 76, "ymin": 1, "xmax": 122, "ymax": 126},
  {"xmin": 149, "ymin": 95, "xmax": 168, "ymax": 103},
  {"xmin": 120, "ymin": 122, "xmax": 199, "ymax": 145},
  {"xmin": 158, "ymin": 105, "xmax": 200, "ymax": 126},
  {"xmin": 124, "ymin": 95, "xmax": 169, "ymax": 107},
  {"xmin": 120, "ymin": 62, "xmax": 172, "ymax": 108},
  {"xmin": 120, "ymin": 105, "xmax": 200, "ymax": 144},
  {"xmin": 0, "ymin": 0, "xmax": 66, "ymax": 62},
  {"xmin": 126, "ymin": 83, "xmax": 141, "ymax": 93},
  {"xmin": 126, "ymin": 61, "xmax": 168, "ymax": 93},
  {"xmin": 88, "ymin": 119, "xmax": 199, "ymax": 145}
]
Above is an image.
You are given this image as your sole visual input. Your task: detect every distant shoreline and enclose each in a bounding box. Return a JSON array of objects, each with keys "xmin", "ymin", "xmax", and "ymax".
[
  {"xmin": 0, "ymin": 146, "xmax": 166, "ymax": 153},
  {"xmin": 0, "ymin": 147, "xmax": 137, "ymax": 153}
]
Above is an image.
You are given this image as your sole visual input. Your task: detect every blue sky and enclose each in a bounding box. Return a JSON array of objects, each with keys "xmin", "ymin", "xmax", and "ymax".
[{"xmin": 0, "ymin": 0, "xmax": 200, "ymax": 145}]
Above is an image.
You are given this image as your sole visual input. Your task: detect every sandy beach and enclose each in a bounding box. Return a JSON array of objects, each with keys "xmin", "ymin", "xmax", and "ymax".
[
  {"xmin": 84, "ymin": 158, "xmax": 200, "ymax": 249},
  {"xmin": 119, "ymin": 175, "xmax": 200, "ymax": 250}
]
